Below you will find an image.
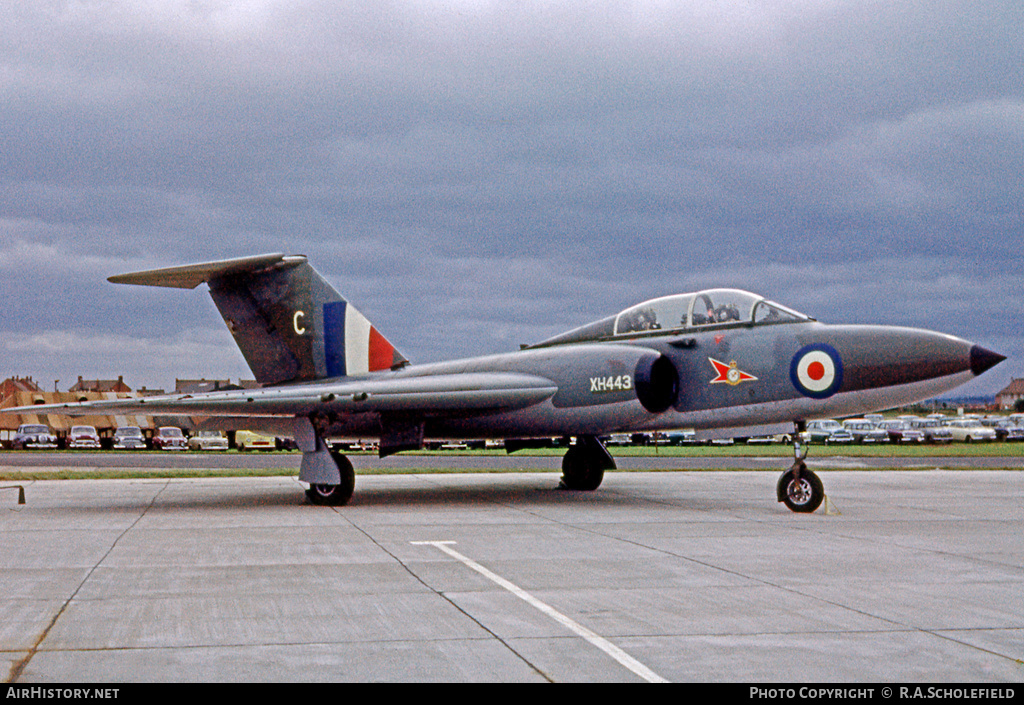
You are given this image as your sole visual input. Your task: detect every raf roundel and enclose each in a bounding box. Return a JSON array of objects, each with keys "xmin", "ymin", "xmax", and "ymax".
[{"xmin": 790, "ymin": 344, "xmax": 843, "ymax": 399}]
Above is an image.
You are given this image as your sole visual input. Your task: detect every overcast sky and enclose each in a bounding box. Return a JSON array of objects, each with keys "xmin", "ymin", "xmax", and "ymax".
[{"xmin": 2, "ymin": 0, "xmax": 1021, "ymax": 399}]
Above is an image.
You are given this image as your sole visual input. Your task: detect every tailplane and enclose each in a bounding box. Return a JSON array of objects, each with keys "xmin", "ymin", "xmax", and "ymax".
[{"xmin": 109, "ymin": 253, "xmax": 407, "ymax": 385}]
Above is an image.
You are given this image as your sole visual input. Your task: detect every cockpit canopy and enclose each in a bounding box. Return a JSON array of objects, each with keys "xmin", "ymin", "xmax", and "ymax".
[
  {"xmin": 531, "ymin": 288, "xmax": 810, "ymax": 348},
  {"xmin": 614, "ymin": 289, "xmax": 806, "ymax": 335}
]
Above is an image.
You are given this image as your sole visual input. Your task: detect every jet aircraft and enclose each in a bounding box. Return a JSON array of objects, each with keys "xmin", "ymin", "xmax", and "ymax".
[{"xmin": 8, "ymin": 253, "xmax": 1005, "ymax": 512}]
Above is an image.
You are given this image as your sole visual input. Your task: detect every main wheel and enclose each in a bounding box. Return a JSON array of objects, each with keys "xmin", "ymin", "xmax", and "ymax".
[
  {"xmin": 560, "ymin": 436, "xmax": 614, "ymax": 491},
  {"xmin": 777, "ymin": 463, "xmax": 824, "ymax": 513},
  {"xmin": 305, "ymin": 452, "xmax": 355, "ymax": 506}
]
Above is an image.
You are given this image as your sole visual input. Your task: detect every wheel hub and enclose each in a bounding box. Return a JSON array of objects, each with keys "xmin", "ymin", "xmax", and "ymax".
[{"xmin": 787, "ymin": 478, "xmax": 813, "ymax": 505}]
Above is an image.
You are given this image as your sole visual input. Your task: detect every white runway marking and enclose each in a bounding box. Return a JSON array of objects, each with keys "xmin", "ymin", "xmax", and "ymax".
[{"xmin": 412, "ymin": 540, "xmax": 668, "ymax": 683}]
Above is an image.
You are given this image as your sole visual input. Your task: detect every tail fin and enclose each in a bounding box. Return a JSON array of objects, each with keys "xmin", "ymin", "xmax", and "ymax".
[{"xmin": 109, "ymin": 253, "xmax": 408, "ymax": 385}]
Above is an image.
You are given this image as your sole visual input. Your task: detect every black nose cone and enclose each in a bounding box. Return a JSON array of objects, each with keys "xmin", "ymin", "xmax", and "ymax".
[{"xmin": 970, "ymin": 345, "xmax": 1006, "ymax": 376}]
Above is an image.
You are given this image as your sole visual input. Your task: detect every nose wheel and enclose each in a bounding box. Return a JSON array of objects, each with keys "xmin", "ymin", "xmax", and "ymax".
[
  {"xmin": 778, "ymin": 461, "xmax": 824, "ymax": 513},
  {"xmin": 777, "ymin": 423, "xmax": 825, "ymax": 513}
]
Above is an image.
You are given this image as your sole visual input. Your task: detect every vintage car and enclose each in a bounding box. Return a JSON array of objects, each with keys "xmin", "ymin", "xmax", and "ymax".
[
  {"xmin": 980, "ymin": 417, "xmax": 1024, "ymax": 442},
  {"xmin": 152, "ymin": 426, "xmax": 187, "ymax": 451},
  {"xmin": 804, "ymin": 419, "xmax": 854, "ymax": 444},
  {"xmin": 112, "ymin": 426, "xmax": 147, "ymax": 450},
  {"xmin": 235, "ymin": 430, "xmax": 277, "ymax": 451},
  {"xmin": 12, "ymin": 424, "xmax": 58, "ymax": 450},
  {"xmin": 744, "ymin": 434, "xmax": 781, "ymax": 444},
  {"xmin": 841, "ymin": 419, "xmax": 889, "ymax": 444},
  {"xmin": 603, "ymin": 433, "xmax": 633, "ymax": 446},
  {"xmin": 66, "ymin": 425, "xmax": 101, "ymax": 450},
  {"xmin": 942, "ymin": 419, "xmax": 998, "ymax": 443},
  {"xmin": 909, "ymin": 418, "xmax": 954, "ymax": 443},
  {"xmin": 874, "ymin": 419, "xmax": 925, "ymax": 444},
  {"xmin": 664, "ymin": 429, "xmax": 698, "ymax": 445},
  {"xmin": 187, "ymin": 430, "xmax": 229, "ymax": 451}
]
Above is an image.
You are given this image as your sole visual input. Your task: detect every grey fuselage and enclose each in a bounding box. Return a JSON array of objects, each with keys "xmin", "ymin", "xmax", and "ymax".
[{"xmin": 305, "ymin": 317, "xmax": 987, "ymax": 442}]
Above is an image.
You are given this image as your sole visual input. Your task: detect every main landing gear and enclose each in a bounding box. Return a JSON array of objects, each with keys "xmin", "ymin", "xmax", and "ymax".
[
  {"xmin": 305, "ymin": 451, "xmax": 355, "ymax": 506},
  {"xmin": 560, "ymin": 435, "xmax": 615, "ymax": 491},
  {"xmin": 296, "ymin": 417, "xmax": 356, "ymax": 506},
  {"xmin": 777, "ymin": 423, "xmax": 825, "ymax": 513}
]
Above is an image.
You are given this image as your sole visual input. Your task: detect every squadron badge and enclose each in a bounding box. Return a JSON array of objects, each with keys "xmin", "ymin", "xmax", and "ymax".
[{"xmin": 708, "ymin": 358, "xmax": 758, "ymax": 386}]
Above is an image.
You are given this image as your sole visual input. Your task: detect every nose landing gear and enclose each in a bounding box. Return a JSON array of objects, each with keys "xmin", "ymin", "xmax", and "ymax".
[{"xmin": 777, "ymin": 422, "xmax": 825, "ymax": 513}]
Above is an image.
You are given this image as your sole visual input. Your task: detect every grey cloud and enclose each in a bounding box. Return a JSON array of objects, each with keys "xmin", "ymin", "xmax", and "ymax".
[{"xmin": 0, "ymin": 1, "xmax": 1020, "ymax": 394}]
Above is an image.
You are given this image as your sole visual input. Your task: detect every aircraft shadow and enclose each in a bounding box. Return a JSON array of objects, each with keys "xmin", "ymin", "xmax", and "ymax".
[
  {"xmin": 344, "ymin": 482, "xmax": 639, "ymax": 509},
  {"xmin": 26, "ymin": 477, "xmax": 649, "ymax": 513}
]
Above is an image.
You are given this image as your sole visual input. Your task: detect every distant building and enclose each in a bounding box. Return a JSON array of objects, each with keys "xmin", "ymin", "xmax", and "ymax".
[
  {"xmin": 175, "ymin": 378, "xmax": 259, "ymax": 394},
  {"xmin": 69, "ymin": 375, "xmax": 132, "ymax": 393},
  {"xmin": 0, "ymin": 390, "xmax": 148, "ymax": 440},
  {"xmin": 995, "ymin": 378, "xmax": 1024, "ymax": 411},
  {"xmin": 0, "ymin": 376, "xmax": 43, "ymax": 401},
  {"xmin": 135, "ymin": 386, "xmax": 166, "ymax": 397}
]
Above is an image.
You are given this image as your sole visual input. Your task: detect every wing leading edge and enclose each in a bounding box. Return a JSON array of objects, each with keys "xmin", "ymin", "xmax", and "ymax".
[{"xmin": 7, "ymin": 372, "xmax": 558, "ymax": 419}]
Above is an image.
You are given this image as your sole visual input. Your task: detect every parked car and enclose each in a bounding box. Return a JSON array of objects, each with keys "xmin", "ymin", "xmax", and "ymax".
[
  {"xmin": 842, "ymin": 419, "xmax": 889, "ymax": 444},
  {"xmin": 942, "ymin": 419, "xmax": 997, "ymax": 443},
  {"xmin": 235, "ymin": 430, "xmax": 277, "ymax": 451},
  {"xmin": 804, "ymin": 420, "xmax": 854, "ymax": 444},
  {"xmin": 980, "ymin": 417, "xmax": 1024, "ymax": 442},
  {"xmin": 665, "ymin": 430, "xmax": 697, "ymax": 445},
  {"xmin": 343, "ymin": 439, "xmax": 379, "ymax": 452},
  {"xmin": 188, "ymin": 430, "xmax": 229, "ymax": 451},
  {"xmin": 909, "ymin": 418, "xmax": 954, "ymax": 443},
  {"xmin": 112, "ymin": 426, "xmax": 147, "ymax": 450},
  {"xmin": 12, "ymin": 424, "xmax": 58, "ymax": 450},
  {"xmin": 604, "ymin": 433, "xmax": 633, "ymax": 446},
  {"xmin": 152, "ymin": 426, "xmax": 187, "ymax": 451},
  {"xmin": 875, "ymin": 419, "xmax": 925, "ymax": 444},
  {"xmin": 66, "ymin": 425, "xmax": 101, "ymax": 450}
]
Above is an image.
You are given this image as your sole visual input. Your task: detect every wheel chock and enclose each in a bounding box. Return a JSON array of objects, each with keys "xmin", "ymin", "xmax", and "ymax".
[
  {"xmin": 2, "ymin": 485, "xmax": 26, "ymax": 506},
  {"xmin": 822, "ymin": 494, "xmax": 840, "ymax": 516}
]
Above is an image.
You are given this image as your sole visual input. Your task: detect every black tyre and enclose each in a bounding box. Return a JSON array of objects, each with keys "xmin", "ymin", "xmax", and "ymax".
[
  {"xmin": 560, "ymin": 436, "xmax": 614, "ymax": 491},
  {"xmin": 777, "ymin": 464, "xmax": 824, "ymax": 513},
  {"xmin": 305, "ymin": 452, "xmax": 355, "ymax": 506}
]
